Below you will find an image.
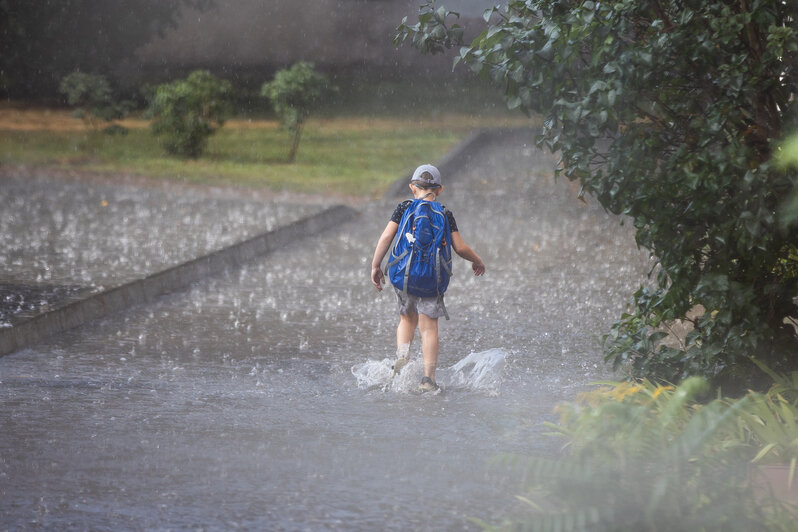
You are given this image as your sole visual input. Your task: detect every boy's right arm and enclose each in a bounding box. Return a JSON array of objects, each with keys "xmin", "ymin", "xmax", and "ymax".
[
  {"xmin": 371, "ymin": 221, "xmax": 399, "ymax": 291},
  {"xmin": 451, "ymin": 232, "xmax": 486, "ymax": 276}
]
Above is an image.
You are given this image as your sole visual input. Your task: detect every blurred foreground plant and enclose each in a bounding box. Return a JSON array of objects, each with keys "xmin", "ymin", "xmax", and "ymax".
[
  {"xmin": 479, "ymin": 378, "xmax": 797, "ymax": 531},
  {"xmin": 738, "ymin": 362, "xmax": 798, "ymax": 493},
  {"xmin": 148, "ymin": 70, "xmax": 233, "ymax": 159}
]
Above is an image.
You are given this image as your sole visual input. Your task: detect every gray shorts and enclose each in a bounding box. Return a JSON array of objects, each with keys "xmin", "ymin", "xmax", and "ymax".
[{"xmin": 395, "ymin": 288, "xmax": 447, "ymax": 319}]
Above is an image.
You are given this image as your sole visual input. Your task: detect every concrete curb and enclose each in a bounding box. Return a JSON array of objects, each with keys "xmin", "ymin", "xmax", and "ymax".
[{"xmin": 0, "ymin": 204, "xmax": 358, "ymax": 357}]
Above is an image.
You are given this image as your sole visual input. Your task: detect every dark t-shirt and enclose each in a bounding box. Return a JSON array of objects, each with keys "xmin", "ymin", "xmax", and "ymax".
[{"xmin": 390, "ymin": 199, "xmax": 458, "ymax": 232}]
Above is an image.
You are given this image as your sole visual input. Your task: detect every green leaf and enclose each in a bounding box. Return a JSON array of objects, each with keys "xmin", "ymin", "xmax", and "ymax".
[{"xmin": 752, "ymin": 442, "xmax": 777, "ymax": 463}]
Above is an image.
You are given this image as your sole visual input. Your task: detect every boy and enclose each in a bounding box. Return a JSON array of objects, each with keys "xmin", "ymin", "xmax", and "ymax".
[{"xmin": 370, "ymin": 164, "xmax": 486, "ymax": 392}]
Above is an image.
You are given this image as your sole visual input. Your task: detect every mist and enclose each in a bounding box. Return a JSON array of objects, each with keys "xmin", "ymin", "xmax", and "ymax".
[{"xmin": 136, "ymin": 0, "xmax": 495, "ymax": 73}]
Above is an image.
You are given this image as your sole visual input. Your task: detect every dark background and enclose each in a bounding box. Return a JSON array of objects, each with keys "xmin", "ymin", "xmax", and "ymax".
[{"xmin": 1, "ymin": 0, "xmax": 496, "ymax": 102}]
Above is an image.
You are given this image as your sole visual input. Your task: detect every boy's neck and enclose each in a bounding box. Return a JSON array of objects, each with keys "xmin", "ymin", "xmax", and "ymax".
[{"xmin": 415, "ymin": 191, "xmax": 437, "ymax": 200}]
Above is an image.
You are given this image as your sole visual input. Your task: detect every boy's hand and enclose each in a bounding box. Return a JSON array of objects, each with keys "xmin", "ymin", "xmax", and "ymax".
[
  {"xmin": 371, "ymin": 267, "xmax": 385, "ymax": 291},
  {"xmin": 472, "ymin": 260, "xmax": 486, "ymax": 276}
]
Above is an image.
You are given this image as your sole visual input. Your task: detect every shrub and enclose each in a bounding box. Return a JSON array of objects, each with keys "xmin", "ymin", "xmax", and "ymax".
[
  {"xmin": 148, "ymin": 70, "xmax": 234, "ymax": 159},
  {"xmin": 261, "ymin": 62, "xmax": 332, "ymax": 163},
  {"xmin": 58, "ymin": 71, "xmax": 130, "ymax": 132}
]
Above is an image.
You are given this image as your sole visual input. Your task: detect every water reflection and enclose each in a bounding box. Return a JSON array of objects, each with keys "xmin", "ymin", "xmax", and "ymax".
[{"xmin": 0, "ymin": 135, "xmax": 651, "ymax": 530}]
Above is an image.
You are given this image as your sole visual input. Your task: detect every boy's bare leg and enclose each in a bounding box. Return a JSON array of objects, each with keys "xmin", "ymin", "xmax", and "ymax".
[
  {"xmin": 418, "ymin": 314, "xmax": 439, "ymax": 382},
  {"xmin": 392, "ymin": 313, "xmax": 417, "ymax": 376},
  {"xmin": 396, "ymin": 312, "xmax": 418, "ymax": 348}
]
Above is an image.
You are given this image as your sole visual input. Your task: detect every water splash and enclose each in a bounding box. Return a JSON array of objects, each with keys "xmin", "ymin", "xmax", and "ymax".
[
  {"xmin": 350, "ymin": 357, "xmax": 394, "ymax": 390},
  {"xmin": 351, "ymin": 357, "xmax": 425, "ymax": 393},
  {"xmin": 438, "ymin": 348, "xmax": 507, "ymax": 396},
  {"xmin": 351, "ymin": 348, "xmax": 507, "ymax": 396}
]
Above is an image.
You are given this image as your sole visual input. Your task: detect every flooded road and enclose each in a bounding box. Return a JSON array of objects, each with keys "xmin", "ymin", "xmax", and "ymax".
[{"xmin": 0, "ymin": 133, "xmax": 651, "ymax": 530}]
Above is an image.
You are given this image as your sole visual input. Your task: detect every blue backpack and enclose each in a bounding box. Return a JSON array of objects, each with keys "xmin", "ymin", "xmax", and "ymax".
[{"xmin": 387, "ymin": 198, "xmax": 453, "ymax": 316}]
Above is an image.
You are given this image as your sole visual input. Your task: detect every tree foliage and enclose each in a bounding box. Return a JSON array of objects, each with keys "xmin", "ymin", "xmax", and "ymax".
[
  {"xmin": 0, "ymin": 0, "xmax": 212, "ymax": 98},
  {"xmin": 261, "ymin": 62, "xmax": 332, "ymax": 163},
  {"xmin": 396, "ymin": 0, "xmax": 798, "ymax": 387},
  {"xmin": 148, "ymin": 70, "xmax": 233, "ymax": 159}
]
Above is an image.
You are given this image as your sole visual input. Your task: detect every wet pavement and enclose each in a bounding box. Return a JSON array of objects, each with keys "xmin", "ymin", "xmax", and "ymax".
[
  {"xmin": 0, "ymin": 131, "xmax": 653, "ymax": 530},
  {"xmin": 0, "ymin": 170, "xmax": 335, "ymax": 326}
]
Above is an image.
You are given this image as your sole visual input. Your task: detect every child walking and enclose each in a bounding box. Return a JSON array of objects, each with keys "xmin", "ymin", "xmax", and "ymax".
[{"xmin": 370, "ymin": 164, "xmax": 486, "ymax": 392}]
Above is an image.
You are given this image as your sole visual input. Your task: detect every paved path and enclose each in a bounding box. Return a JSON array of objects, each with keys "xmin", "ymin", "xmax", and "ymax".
[
  {"xmin": 0, "ymin": 167, "xmax": 354, "ymax": 353},
  {"xmin": 0, "ymin": 129, "xmax": 655, "ymax": 531},
  {"xmin": 0, "ymin": 128, "xmax": 651, "ymax": 360}
]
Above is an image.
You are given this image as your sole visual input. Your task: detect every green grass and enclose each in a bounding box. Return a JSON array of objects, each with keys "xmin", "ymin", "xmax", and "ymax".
[
  {"xmin": 0, "ymin": 74, "xmax": 536, "ymax": 197},
  {"xmin": 0, "ymin": 120, "xmax": 477, "ymax": 196}
]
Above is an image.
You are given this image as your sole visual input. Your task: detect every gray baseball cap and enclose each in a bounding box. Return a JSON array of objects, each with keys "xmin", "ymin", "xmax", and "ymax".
[{"xmin": 410, "ymin": 164, "xmax": 442, "ymax": 188}]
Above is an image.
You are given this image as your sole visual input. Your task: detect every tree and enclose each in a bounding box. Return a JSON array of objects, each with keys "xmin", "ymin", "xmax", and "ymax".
[
  {"xmin": 59, "ymin": 71, "xmax": 131, "ymax": 132},
  {"xmin": 396, "ymin": 1, "xmax": 798, "ymax": 388},
  {"xmin": 0, "ymin": 0, "xmax": 212, "ymax": 98},
  {"xmin": 261, "ymin": 62, "xmax": 332, "ymax": 163},
  {"xmin": 148, "ymin": 70, "xmax": 233, "ymax": 159}
]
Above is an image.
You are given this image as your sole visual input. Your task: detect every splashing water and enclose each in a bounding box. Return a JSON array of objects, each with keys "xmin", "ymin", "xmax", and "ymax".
[
  {"xmin": 438, "ymin": 348, "xmax": 506, "ymax": 396},
  {"xmin": 351, "ymin": 356, "xmax": 425, "ymax": 393},
  {"xmin": 351, "ymin": 348, "xmax": 506, "ymax": 396}
]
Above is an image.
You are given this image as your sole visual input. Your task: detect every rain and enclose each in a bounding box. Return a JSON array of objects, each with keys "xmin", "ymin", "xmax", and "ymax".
[{"xmin": 1, "ymin": 2, "xmax": 654, "ymax": 530}]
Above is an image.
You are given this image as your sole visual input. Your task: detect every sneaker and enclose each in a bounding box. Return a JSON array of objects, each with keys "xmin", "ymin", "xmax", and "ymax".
[
  {"xmin": 391, "ymin": 357, "xmax": 409, "ymax": 376},
  {"xmin": 419, "ymin": 376, "xmax": 439, "ymax": 392}
]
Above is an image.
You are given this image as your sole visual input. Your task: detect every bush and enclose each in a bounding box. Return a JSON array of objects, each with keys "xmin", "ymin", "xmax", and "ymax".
[
  {"xmin": 58, "ymin": 71, "xmax": 130, "ymax": 132},
  {"xmin": 261, "ymin": 62, "xmax": 332, "ymax": 163},
  {"xmin": 148, "ymin": 70, "xmax": 234, "ymax": 159}
]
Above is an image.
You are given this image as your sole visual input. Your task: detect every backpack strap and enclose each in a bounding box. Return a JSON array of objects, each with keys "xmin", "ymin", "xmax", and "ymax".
[
  {"xmin": 434, "ymin": 248, "xmax": 451, "ymax": 320},
  {"xmin": 436, "ymin": 246, "xmax": 453, "ymax": 278},
  {"xmin": 437, "ymin": 294, "xmax": 450, "ymax": 321},
  {"xmin": 385, "ymin": 249, "xmax": 407, "ymax": 272},
  {"xmin": 401, "ymin": 248, "xmax": 414, "ymax": 303},
  {"xmin": 437, "ymin": 206, "xmax": 451, "ymax": 320}
]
